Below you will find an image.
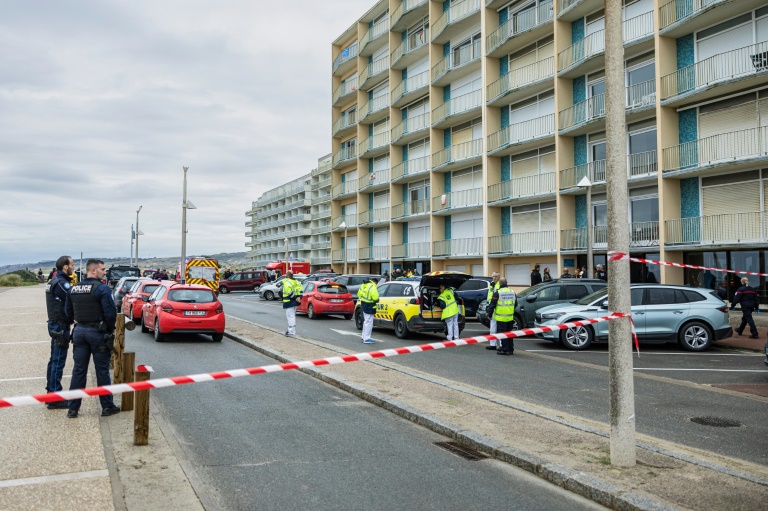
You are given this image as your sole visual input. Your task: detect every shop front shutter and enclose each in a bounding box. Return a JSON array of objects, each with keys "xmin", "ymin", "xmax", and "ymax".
[
  {"xmin": 471, "ymin": 264, "xmax": 483, "ymax": 276},
  {"xmin": 504, "ymin": 264, "xmax": 530, "ymax": 286}
]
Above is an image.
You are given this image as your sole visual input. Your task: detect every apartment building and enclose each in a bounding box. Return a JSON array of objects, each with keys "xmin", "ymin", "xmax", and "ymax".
[
  {"xmin": 310, "ymin": 154, "xmax": 334, "ymax": 269},
  {"xmin": 329, "ymin": 0, "xmax": 768, "ymax": 295}
]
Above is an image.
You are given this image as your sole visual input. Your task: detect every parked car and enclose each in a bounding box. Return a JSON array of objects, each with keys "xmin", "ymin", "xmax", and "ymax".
[
  {"xmin": 112, "ymin": 276, "xmax": 145, "ymax": 312},
  {"xmin": 303, "ymin": 272, "xmax": 339, "ymax": 283},
  {"xmin": 259, "ymin": 274, "xmax": 307, "ymax": 301},
  {"xmin": 353, "ymin": 272, "xmax": 470, "ymax": 339},
  {"xmin": 121, "ymin": 279, "xmax": 162, "ymax": 324},
  {"xmin": 296, "ymin": 281, "xmax": 354, "ymax": 320},
  {"xmin": 455, "ymin": 277, "xmax": 493, "ymax": 318},
  {"xmin": 218, "ymin": 269, "xmax": 268, "ymax": 294},
  {"xmin": 106, "ymin": 265, "xmax": 141, "ymax": 288},
  {"xmin": 332, "ymin": 274, "xmax": 385, "ymax": 301},
  {"xmin": 533, "ymin": 284, "xmax": 732, "ymax": 351},
  {"xmin": 141, "ymin": 282, "xmax": 225, "ymax": 342}
]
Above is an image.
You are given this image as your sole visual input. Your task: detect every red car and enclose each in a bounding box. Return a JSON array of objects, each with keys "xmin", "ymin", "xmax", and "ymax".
[
  {"xmin": 297, "ymin": 281, "xmax": 354, "ymax": 320},
  {"xmin": 141, "ymin": 282, "xmax": 225, "ymax": 342},
  {"xmin": 122, "ymin": 280, "xmax": 162, "ymax": 324}
]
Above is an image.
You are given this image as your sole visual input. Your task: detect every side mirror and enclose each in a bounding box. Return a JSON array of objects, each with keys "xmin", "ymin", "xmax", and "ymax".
[
  {"xmin": 600, "ymin": 300, "xmax": 609, "ymax": 309},
  {"xmin": 141, "ymin": 296, "xmax": 149, "ymax": 302},
  {"xmin": 526, "ymin": 294, "xmax": 537, "ymax": 303}
]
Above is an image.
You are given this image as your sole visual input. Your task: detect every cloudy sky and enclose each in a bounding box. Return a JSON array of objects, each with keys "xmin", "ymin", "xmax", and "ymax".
[{"xmin": 0, "ymin": 0, "xmax": 361, "ymax": 266}]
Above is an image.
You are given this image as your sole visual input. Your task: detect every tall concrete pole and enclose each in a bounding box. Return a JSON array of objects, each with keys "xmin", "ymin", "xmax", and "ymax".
[
  {"xmin": 181, "ymin": 167, "xmax": 188, "ymax": 284},
  {"xmin": 605, "ymin": 0, "xmax": 636, "ymax": 466},
  {"xmin": 135, "ymin": 206, "xmax": 142, "ymax": 266}
]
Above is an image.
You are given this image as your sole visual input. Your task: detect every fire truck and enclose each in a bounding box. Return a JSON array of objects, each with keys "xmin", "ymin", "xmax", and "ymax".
[
  {"xmin": 176, "ymin": 257, "xmax": 220, "ymax": 292},
  {"xmin": 265, "ymin": 260, "xmax": 310, "ymax": 278}
]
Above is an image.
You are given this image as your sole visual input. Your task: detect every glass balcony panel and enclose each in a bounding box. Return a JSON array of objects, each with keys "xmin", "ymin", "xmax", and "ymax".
[
  {"xmin": 333, "ymin": 41, "xmax": 359, "ymax": 73},
  {"xmin": 391, "ymin": 0, "xmax": 429, "ymax": 28},
  {"xmin": 432, "ymin": 0, "xmax": 481, "ymax": 39},
  {"xmin": 626, "ymin": 79, "xmax": 656, "ymax": 109},
  {"xmin": 628, "ymin": 150, "xmax": 657, "ymax": 178},
  {"xmin": 392, "ymin": 70, "xmax": 429, "ymax": 102},
  {"xmin": 358, "ymin": 167, "xmax": 390, "ymax": 191},
  {"xmin": 559, "ymin": 160, "xmax": 606, "ymax": 189},
  {"xmin": 432, "ymin": 41, "xmax": 481, "ymax": 81},
  {"xmin": 332, "ymin": 76, "xmax": 358, "ymax": 104},
  {"xmin": 559, "ymin": 93, "xmax": 605, "ymax": 130},
  {"xmin": 392, "ymin": 241, "xmax": 431, "ymax": 259},
  {"xmin": 623, "ymin": 11, "xmax": 654, "ymax": 44}
]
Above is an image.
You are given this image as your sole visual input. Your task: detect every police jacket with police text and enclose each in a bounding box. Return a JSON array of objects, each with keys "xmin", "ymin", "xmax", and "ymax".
[
  {"xmin": 732, "ymin": 285, "xmax": 759, "ymax": 310},
  {"xmin": 65, "ymin": 278, "xmax": 117, "ymax": 332},
  {"xmin": 46, "ymin": 272, "xmax": 73, "ymax": 325}
]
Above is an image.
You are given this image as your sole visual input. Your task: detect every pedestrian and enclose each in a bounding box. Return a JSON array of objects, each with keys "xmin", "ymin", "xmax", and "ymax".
[
  {"xmin": 578, "ymin": 265, "xmax": 588, "ymax": 278},
  {"xmin": 44, "ymin": 256, "xmax": 75, "ymax": 408},
  {"xmin": 412, "ymin": 268, "xmax": 420, "ymax": 276},
  {"xmin": 64, "ymin": 259, "xmax": 120, "ymax": 418},
  {"xmin": 595, "ymin": 264, "xmax": 607, "ymax": 281},
  {"xmin": 487, "ymin": 278, "xmax": 517, "ymax": 356},
  {"xmin": 406, "ymin": 268, "xmax": 413, "ymax": 278},
  {"xmin": 560, "ymin": 268, "xmax": 572, "ymax": 278},
  {"xmin": 357, "ymin": 276, "xmax": 380, "ymax": 344},
  {"xmin": 530, "ymin": 264, "xmax": 542, "ymax": 286},
  {"xmin": 436, "ymin": 283, "xmax": 459, "ymax": 341},
  {"xmin": 156, "ymin": 269, "xmax": 169, "ymax": 280},
  {"xmin": 281, "ymin": 270, "xmax": 302, "ymax": 337},
  {"xmin": 47, "ymin": 267, "xmax": 57, "ymax": 282},
  {"xmin": 542, "ymin": 267, "xmax": 552, "ymax": 282},
  {"xmin": 731, "ymin": 277, "xmax": 760, "ymax": 339},
  {"xmin": 485, "ymin": 272, "xmax": 501, "ymax": 350},
  {"xmin": 382, "ymin": 270, "xmax": 390, "ymax": 282}
]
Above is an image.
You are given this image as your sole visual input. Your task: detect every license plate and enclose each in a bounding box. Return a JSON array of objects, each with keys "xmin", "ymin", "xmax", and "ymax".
[
  {"xmin": 330, "ymin": 299, "xmax": 343, "ymax": 303},
  {"xmin": 184, "ymin": 311, "xmax": 206, "ymax": 316}
]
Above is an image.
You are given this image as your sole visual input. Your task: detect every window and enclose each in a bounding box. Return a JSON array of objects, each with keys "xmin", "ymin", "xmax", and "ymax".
[
  {"xmin": 630, "ymin": 195, "xmax": 658, "ymax": 224},
  {"xmin": 228, "ymin": 273, "xmax": 241, "ymax": 281},
  {"xmin": 385, "ymin": 284, "xmax": 404, "ymax": 297},
  {"xmin": 631, "ymin": 288, "xmax": 644, "ymax": 306},
  {"xmin": 168, "ymin": 289, "xmax": 216, "ymax": 303},
  {"xmin": 452, "ymin": 33, "xmax": 481, "ymax": 66},
  {"xmin": 564, "ymin": 284, "xmax": 589, "ymax": 300},
  {"xmin": 376, "ymin": 283, "xmax": 390, "ymax": 296},
  {"xmin": 303, "ymin": 283, "xmax": 315, "ymax": 293},
  {"xmin": 682, "ymin": 290, "xmax": 707, "ymax": 302},
  {"xmin": 143, "ymin": 285, "xmax": 159, "ymax": 295},
  {"xmin": 342, "ymin": 105, "xmax": 357, "ymax": 124},
  {"xmin": 537, "ymin": 286, "xmax": 560, "ymax": 301},
  {"xmin": 458, "ymin": 279, "xmax": 488, "ymax": 291},
  {"xmin": 647, "ymin": 288, "xmax": 677, "ymax": 305}
]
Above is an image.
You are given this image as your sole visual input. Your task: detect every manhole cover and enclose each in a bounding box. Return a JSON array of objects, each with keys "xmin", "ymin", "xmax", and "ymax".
[
  {"xmin": 434, "ymin": 441, "xmax": 489, "ymax": 461},
  {"xmin": 689, "ymin": 416, "xmax": 743, "ymax": 428}
]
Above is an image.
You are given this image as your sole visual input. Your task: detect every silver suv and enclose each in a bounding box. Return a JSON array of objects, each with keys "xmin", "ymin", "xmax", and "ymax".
[{"xmin": 534, "ymin": 284, "xmax": 732, "ymax": 351}]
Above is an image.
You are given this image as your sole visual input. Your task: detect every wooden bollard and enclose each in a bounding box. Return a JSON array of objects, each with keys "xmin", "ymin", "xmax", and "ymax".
[
  {"xmin": 134, "ymin": 365, "xmax": 152, "ymax": 446},
  {"xmin": 113, "ymin": 313, "xmax": 125, "ymax": 383},
  {"xmin": 121, "ymin": 352, "xmax": 135, "ymax": 411}
]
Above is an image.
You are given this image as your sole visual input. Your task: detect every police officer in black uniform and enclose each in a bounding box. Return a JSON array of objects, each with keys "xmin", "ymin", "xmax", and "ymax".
[
  {"xmin": 44, "ymin": 255, "xmax": 75, "ymax": 408},
  {"xmin": 731, "ymin": 277, "xmax": 760, "ymax": 339},
  {"xmin": 64, "ymin": 258, "xmax": 120, "ymax": 418}
]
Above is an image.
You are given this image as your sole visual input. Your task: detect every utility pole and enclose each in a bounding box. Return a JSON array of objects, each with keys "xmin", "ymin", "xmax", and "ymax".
[
  {"xmin": 605, "ymin": 0, "xmax": 636, "ymax": 466},
  {"xmin": 130, "ymin": 224, "xmax": 134, "ymax": 267},
  {"xmin": 135, "ymin": 206, "xmax": 143, "ymax": 266},
  {"xmin": 181, "ymin": 167, "xmax": 188, "ymax": 284}
]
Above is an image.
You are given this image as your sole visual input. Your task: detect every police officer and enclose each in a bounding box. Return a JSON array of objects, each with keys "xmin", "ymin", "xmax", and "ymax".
[
  {"xmin": 281, "ymin": 271, "xmax": 302, "ymax": 337},
  {"xmin": 731, "ymin": 277, "xmax": 760, "ymax": 339},
  {"xmin": 358, "ymin": 276, "xmax": 379, "ymax": 344},
  {"xmin": 64, "ymin": 259, "xmax": 120, "ymax": 418},
  {"xmin": 437, "ymin": 283, "xmax": 460, "ymax": 341},
  {"xmin": 485, "ymin": 272, "xmax": 501, "ymax": 350},
  {"xmin": 488, "ymin": 278, "xmax": 517, "ymax": 356},
  {"xmin": 44, "ymin": 255, "xmax": 75, "ymax": 408}
]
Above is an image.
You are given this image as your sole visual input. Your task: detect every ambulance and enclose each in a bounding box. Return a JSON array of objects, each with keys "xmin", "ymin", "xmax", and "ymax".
[
  {"xmin": 265, "ymin": 260, "xmax": 310, "ymax": 278},
  {"xmin": 176, "ymin": 257, "xmax": 220, "ymax": 292}
]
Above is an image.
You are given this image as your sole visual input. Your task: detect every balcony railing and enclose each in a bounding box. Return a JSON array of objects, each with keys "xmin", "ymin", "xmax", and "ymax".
[
  {"xmin": 432, "ymin": 0, "xmax": 480, "ymax": 41},
  {"xmin": 360, "ymin": 131, "xmax": 390, "ymax": 155},
  {"xmin": 561, "ymin": 222, "xmax": 660, "ymax": 249},
  {"xmin": 332, "ymin": 147, "xmax": 357, "ymax": 167},
  {"xmin": 391, "ymin": 0, "xmax": 429, "ymax": 28},
  {"xmin": 333, "ymin": 41, "xmax": 358, "ymax": 73},
  {"xmin": 358, "ymin": 167, "xmax": 390, "ymax": 191},
  {"xmin": 432, "ymin": 188, "xmax": 483, "ymax": 213},
  {"xmin": 358, "ymin": 207, "xmax": 391, "ymax": 226},
  {"xmin": 311, "ymin": 240, "xmax": 331, "ymax": 250},
  {"xmin": 391, "ymin": 155, "xmax": 431, "ymax": 180},
  {"xmin": 433, "ymin": 237, "xmax": 483, "ymax": 257},
  {"xmin": 489, "ymin": 231, "xmax": 557, "ymax": 255},
  {"xmin": 360, "ymin": 16, "xmax": 389, "ymax": 52},
  {"xmin": 311, "ymin": 210, "xmax": 330, "ymax": 220},
  {"xmin": 391, "ymin": 112, "xmax": 429, "ymax": 142},
  {"xmin": 391, "ymin": 199, "xmax": 430, "ymax": 219},
  {"xmin": 559, "ymin": 94, "xmax": 604, "ymax": 130},
  {"xmin": 432, "ymin": 139, "xmax": 483, "ymax": 167},
  {"xmin": 311, "ymin": 225, "xmax": 330, "ymax": 235},
  {"xmin": 486, "ymin": 1, "xmax": 554, "ymax": 54},
  {"xmin": 315, "ymin": 177, "xmax": 332, "ymax": 189},
  {"xmin": 432, "ymin": 89, "xmax": 482, "ymax": 124},
  {"xmin": 332, "ymin": 249, "xmax": 358, "ymax": 263},
  {"xmin": 332, "ymin": 180, "xmax": 358, "ymax": 199},
  {"xmin": 332, "ymin": 77, "xmax": 358, "ymax": 105},
  {"xmin": 560, "ymin": 160, "xmax": 606, "ymax": 188},
  {"xmin": 361, "ymin": 94, "xmax": 390, "ymax": 119},
  {"xmin": 487, "ymin": 56, "xmax": 554, "ymax": 103},
  {"xmin": 659, "ymin": 0, "xmax": 727, "ymax": 31},
  {"xmin": 661, "ymin": 42, "xmax": 768, "ymax": 100},
  {"xmin": 392, "ymin": 28, "xmax": 429, "ymax": 64},
  {"xmin": 332, "ymin": 215, "xmax": 357, "ymax": 230},
  {"xmin": 628, "ymin": 150, "xmax": 658, "ymax": 178},
  {"xmin": 623, "ymin": 11, "xmax": 654, "ymax": 44},
  {"xmin": 626, "ymin": 79, "xmax": 656, "ymax": 110},
  {"xmin": 432, "ymin": 41, "xmax": 481, "ymax": 81},
  {"xmin": 361, "ymin": 56, "xmax": 390, "ymax": 86},
  {"xmin": 332, "ymin": 113, "xmax": 357, "ymax": 136},
  {"xmin": 391, "ymin": 70, "xmax": 429, "ymax": 103},
  {"xmin": 488, "ymin": 172, "xmax": 556, "ymax": 202},
  {"xmin": 666, "ymin": 212, "xmax": 766, "ymax": 245},
  {"xmin": 488, "ymin": 114, "xmax": 554, "ymax": 152},
  {"xmin": 663, "ymin": 126, "xmax": 768, "ymax": 173},
  {"xmin": 392, "ymin": 241, "xmax": 431, "ymax": 259},
  {"xmin": 360, "ymin": 246, "xmax": 390, "ymax": 261}
]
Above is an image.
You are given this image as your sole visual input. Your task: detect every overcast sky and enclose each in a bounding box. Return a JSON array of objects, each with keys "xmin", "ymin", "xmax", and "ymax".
[{"xmin": 0, "ymin": 0, "xmax": 362, "ymax": 266}]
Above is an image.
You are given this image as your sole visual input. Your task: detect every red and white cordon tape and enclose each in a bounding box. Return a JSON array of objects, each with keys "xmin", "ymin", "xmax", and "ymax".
[
  {"xmin": 608, "ymin": 251, "xmax": 768, "ymax": 278},
  {"xmin": 0, "ymin": 313, "xmax": 631, "ymax": 409}
]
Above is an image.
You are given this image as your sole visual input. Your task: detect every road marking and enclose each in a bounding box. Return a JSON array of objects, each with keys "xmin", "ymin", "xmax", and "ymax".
[
  {"xmin": 0, "ymin": 323, "xmax": 48, "ymax": 327},
  {"xmin": 524, "ymin": 350, "xmax": 763, "ymax": 357},
  {"xmin": 0, "ymin": 341, "xmax": 49, "ymax": 345},
  {"xmin": 0, "ymin": 469, "xmax": 109, "ymax": 489},
  {"xmin": 634, "ymin": 368, "xmax": 768, "ymax": 373},
  {"xmin": 0, "ymin": 375, "xmax": 72, "ymax": 383},
  {"xmin": 329, "ymin": 328, "xmax": 385, "ymax": 342}
]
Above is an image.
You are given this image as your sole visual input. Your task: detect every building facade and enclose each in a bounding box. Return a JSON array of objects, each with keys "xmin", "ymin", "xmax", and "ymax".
[{"xmin": 328, "ymin": 0, "xmax": 768, "ymax": 297}]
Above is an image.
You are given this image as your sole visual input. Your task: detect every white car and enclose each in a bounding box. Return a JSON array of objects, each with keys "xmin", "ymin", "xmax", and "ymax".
[{"xmin": 259, "ymin": 274, "xmax": 306, "ymax": 301}]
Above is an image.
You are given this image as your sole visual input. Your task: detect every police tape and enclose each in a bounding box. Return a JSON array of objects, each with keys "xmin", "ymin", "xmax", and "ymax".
[
  {"xmin": 608, "ymin": 251, "xmax": 768, "ymax": 278},
  {"xmin": 0, "ymin": 313, "xmax": 631, "ymax": 409}
]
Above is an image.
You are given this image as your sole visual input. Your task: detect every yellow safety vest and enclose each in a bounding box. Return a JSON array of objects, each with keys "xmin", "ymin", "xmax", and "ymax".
[
  {"xmin": 282, "ymin": 278, "xmax": 301, "ymax": 303},
  {"xmin": 358, "ymin": 281, "xmax": 379, "ymax": 303},
  {"xmin": 438, "ymin": 289, "xmax": 459, "ymax": 320},
  {"xmin": 492, "ymin": 287, "xmax": 516, "ymax": 322},
  {"xmin": 487, "ymin": 281, "xmax": 500, "ymax": 302}
]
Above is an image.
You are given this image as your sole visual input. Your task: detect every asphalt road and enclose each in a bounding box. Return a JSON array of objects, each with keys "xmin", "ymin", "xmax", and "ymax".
[
  {"xmin": 123, "ymin": 326, "xmax": 605, "ymax": 510},
  {"xmin": 219, "ymin": 292, "xmax": 768, "ymax": 466}
]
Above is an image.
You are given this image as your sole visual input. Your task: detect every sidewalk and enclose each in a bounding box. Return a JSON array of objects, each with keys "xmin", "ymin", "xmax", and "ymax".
[{"xmin": 720, "ymin": 311, "xmax": 768, "ymax": 351}]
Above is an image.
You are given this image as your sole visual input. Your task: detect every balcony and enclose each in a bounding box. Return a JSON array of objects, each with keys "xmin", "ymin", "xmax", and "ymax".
[
  {"xmin": 391, "ymin": 70, "xmax": 429, "ymax": 108},
  {"xmin": 359, "ymin": 131, "xmax": 391, "ymax": 159},
  {"xmin": 391, "ymin": 156, "xmax": 431, "ymax": 182},
  {"xmin": 557, "ymin": 0, "xmax": 603, "ymax": 21},
  {"xmin": 360, "ymin": 15, "xmax": 389, "ymax": 56},
  {"xmin": 663, "ymin": 126, "xmax": 768, "ymax": 177},
  {"xmin": 431, "ymin": 89, "xmax": 482, "ymax": 128},
  {"xmin": 360, "ymin": 246, "xmax": 390, "ymax": 261},
  {"xmin": 486, "ymin": 1, "xmax": 554, "ymax": 58},
  {"xmin": 432, "ymin": 0, "xmax": 481, "ymax": 44},
  {"xmin": 314, "ymin": 177, "xmax": 332, "ymax": 190},
  {"xmin": 559, "ymin": 94, "xmax": 604, "ymax": 132},
  {"xmin": 360, "ymin": 94, "xmax": 390, "ymax": 123},
  {"xmin": 487, "ymin": 56, "xmax": 554, "ymax": 107},
  {"xmin": 332, "ymin": 77, "xmax": 358, "ymax": 107},
  {"xmin": 332, "ymin": 112, "xmax": 357, "ymax": 138},
  {"xmin": 333, "ymin": 41, "xmax": 358, "ymax": 76},
  {"xmin": 488, "ymin": 231, "xmax": 557, "ymax": 256},
  {"xmin": 358, "ymin": 207, "xmax": 391, "ymax": 227},
  {"xmin": 392, "ymin": 242, "xmax": 431, "ymax": 259},
  {"xmin": 360, "ymin": 55, "xmax": 390, "ymax": 90},
  {"xmin": 311, "ymin": 240, "xmax": 331, "ymax": 250},
  {"xmin": 358, "ymin": 167, "xmax": 390, "ymax": 193},
  {"xmin": 658, "ymin": 0, "xmax": 765, "ymax": 37},
  {"xmin": 665, "ymin": 212, "xmax": 767, "ymax": 248},
  {"xmin": 288, "ymin": 242, "xmax": 311, "ymax": 252},
  {"xmin": 391, "ymin": 112, "xmax": 430, "ymax": 145},
  {"xmin": 313, "ymin": 193, "xmax": 331, "ymax": 205},
  {"xmin": 432, "ymin": 139, "xmax": 483, "ymax": 172},
  {"xmin": 559, "ymin": 151, "xmax": 657, "ymax": 190},
  {"xmin": 311, "ymin": 210, "xmax": 331, "ymax": 221},
  {"xmin": 433, "ymin": 237, "xmax": 483, "ymax": 258},
  {"xmin": 432, "ymin": 41, "xmax": 481, "ymax": 85},
  {"xmin": 559, "ymin": 82, "xmax": 656, "ymax": 135},
  {"xmin": 332, "ymin": 147, "xmax": 357, "ymax": 169},
  {"xmin": 332, "ymin": 179, "xmax": 358, "ymax": 199},
  {"xmin": 487, "ymin": 114, "xmax": 555, "ymax": 155},
  {"xmin": 391, "ymin": 199, "xmax": 430, "ymax": 220},
  {"xmin": 488, "ymin": 172, "xmax": 556, "ymax": 204},
  {"xmin": 332, "ymin": 248, "xmax": 358, "ymax": 263},
  {"xmin": 432, "ymin": 188, "xmax": 483, "ymax": 214},
  {"xmin": 660, "ymin": 42, "xmax": 768, "ymax": 106},
  {"xmin": 391, "ymin": 28, "xmax": 429, "ymax": 69},
  {"xmin": 311, "ymin": 224, "xmax": 330, "ymax": 235},
  {"xmin": 561, "ymin": 222, "xmax": 660, "ymax": 250},
  {"xmin": 391, "ymin": 0, "xmax": 429, "ymax": 31},
  {"xmin": 332, "ymin": 215, "xmax": 357, "ymax": 231}
]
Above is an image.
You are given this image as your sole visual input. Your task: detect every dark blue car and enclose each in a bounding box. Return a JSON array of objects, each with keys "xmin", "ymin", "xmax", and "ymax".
[{"xmin": 455, "ymin": 277, "xmax": 493, "ymax": 319}]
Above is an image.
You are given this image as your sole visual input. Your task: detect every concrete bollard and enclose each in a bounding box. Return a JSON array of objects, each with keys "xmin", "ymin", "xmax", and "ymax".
[
  {"xmin": 134, "ymin": 365, "xmax": 152, "ymax": 446},
  {"xmin": 121, "ymin": 352, "xmax": 135, "ymax": 411}
]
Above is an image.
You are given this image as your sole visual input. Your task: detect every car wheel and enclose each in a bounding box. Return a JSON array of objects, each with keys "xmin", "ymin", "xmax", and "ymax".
[
  {"xmin": 343, "ymin": 314, "xmax": 352, "ymax": 320},
  {"xmin": 263, "ymin": 290, "xmax": 275, "ymax": 301},
  {"xmin": 219, "ymin": 286, "xmax": 229, "ymax": 294},
  {"xmin": 514, "ymin": 313, "xmax": 525, "ymax": 329},
  {"xmin": 679, "ymin": 321, "xmax": 712, "ymax": 351},
  {"xmin": 394, "ymin": 314, "xmax": 408, "ymax": 339},
  {"xmin": 140, "ymin": 314, "xmax": 149, "ymax": 333},
  {"xmin": 354, "ymin": 308, "xmax": 364, "ymax": 331},
  {"xmin": 211, "ymin": 333, "xmax": 223, "ymax": 342},
  {"xmin": 154, "ymin": 318, "xmax": 164, "ymax": 342},
  {"xmin": 307, "ymin": 303, "xmax": 317, "ymax": 320},
  {"xmin": 560, "ymin": 323, "xmax": 593, "ymax": 350},
  {"xmin": 253, "ymin": 285, "xmax": 260, "ymax": 293}
]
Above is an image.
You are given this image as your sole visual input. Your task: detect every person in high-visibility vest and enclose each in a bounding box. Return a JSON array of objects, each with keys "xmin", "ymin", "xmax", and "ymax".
[
  {"xmin": 357, "ymin": 277, "xmax": 380, "ymax": 344},
  {"xmin": 281, "ymin": 271, "xmax": 303, "ymax": 337},
  {"xmin": 437, "ymin": 284, "xmax": 460, "ymax": 341},
  {"xmin": 485, "ymin": 272, "xmax": 501, "ymax": 350},
  {"xmin": 488, "ymin": 278, "xmax": 516, "ymax": 356}
]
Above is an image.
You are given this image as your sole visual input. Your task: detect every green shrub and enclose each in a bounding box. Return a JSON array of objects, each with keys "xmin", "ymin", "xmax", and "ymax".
[
  {"xmin": 0, "ymin": 274, "xmax": 23, "ymax": 287},
  {"xmin": 9, "ymin": 269, "xmax": 38, "ymax": 282}
]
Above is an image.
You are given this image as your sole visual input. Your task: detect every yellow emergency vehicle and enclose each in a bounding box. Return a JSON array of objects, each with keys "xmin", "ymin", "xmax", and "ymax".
[{"xmin": 176, "ymin": 257, "xmax": 220, "ymax": 293}]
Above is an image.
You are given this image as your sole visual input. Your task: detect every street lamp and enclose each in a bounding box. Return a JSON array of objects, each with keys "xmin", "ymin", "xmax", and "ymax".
[
  {"xmin": 135, "ymin": 206, "xmax": 143, "ymax": 266},
  {"xmin": 577, "ymin": 176, "xmax": 592, "ymax": 278},
  {"xmin": 339, "ymin": 221, "xmax": 348, "ymax": 275},
  {"xmin": 181, "ymin": 166, "xmax": 196, "ymax": 284},
  {"xmin": 284, "ymin": 237, "xmax": 289, "ymax": 273}
]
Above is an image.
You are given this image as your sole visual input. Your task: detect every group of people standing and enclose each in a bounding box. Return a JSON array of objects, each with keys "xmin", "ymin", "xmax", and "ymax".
[
  {"xmin": 484, "ymin": 273, "xmax": 517, "ymax": 356},
  {"xmin": 530, "ymin": 264, "xmax": 607, "ymax": 286}
]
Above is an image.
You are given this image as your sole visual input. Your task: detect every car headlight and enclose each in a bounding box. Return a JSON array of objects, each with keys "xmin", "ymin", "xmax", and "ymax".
[{"xmin": 540, "ymin": 312, "xmax": 565, "ymax": 321}]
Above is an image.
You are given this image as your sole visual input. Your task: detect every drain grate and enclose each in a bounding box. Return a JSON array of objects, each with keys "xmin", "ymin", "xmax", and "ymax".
[
  {"xmin": 689, "ymin": 416, "xmax": 743, "ymax": 428},
  {"xmin": 434, "ymin": 441, "xmax": 489, "ymax": 461}
]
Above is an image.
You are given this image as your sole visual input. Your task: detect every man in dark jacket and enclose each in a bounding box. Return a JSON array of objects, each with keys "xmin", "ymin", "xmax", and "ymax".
[
  {"xmin": 731, "ymin": 277, "xmax": 760, "ymax": 339},
  {"xmin": 530, "ymin": 264, "xmax": 542, "ymax": 286},
  {"xmin": 44, "ymin": 255, "xmax": 75, "ymax": 407}
]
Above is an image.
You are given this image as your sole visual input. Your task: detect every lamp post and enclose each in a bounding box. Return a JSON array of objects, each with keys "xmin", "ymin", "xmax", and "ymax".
[
  {"xmin": 180, "ymin": 166, "xmax": 196, "ymax": 284},
  {"xmin": 339, "ymin": 221, "xmax": 348, "ymax": 275},
  {"xmin": 135, "ymin": 206, "xmax": 143, "ymax": 266},
  {"xmin": 284, "ymin": 238, "xmax": 289, "ymax": 272},
  {"xmin": 577, "ymin": 176, "xmax": 592, "ymax": 278}
]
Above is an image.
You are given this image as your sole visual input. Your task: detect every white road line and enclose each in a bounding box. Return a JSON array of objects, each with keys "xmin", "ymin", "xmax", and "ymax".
[
  {"xmin": 0, "ymin": 341, "xmax": 49, "ymax": 345},
  {"xmin": 0, "ymin": 323, "xmax": 48, "ymax": 327},
  {"xmin": 0, "ymin": 469, "xmax": 109, "ymax": 489},
  {"xmin": 634, "ymin": 368, "xmax": 768, "ymax": 373},
  {"xmin": 525, "ymin": 350, "xmax": 762, "ymax": 356},
  {"xmin": 0, "ymin": 375, "xmax": 72, "ymax": 383}
]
